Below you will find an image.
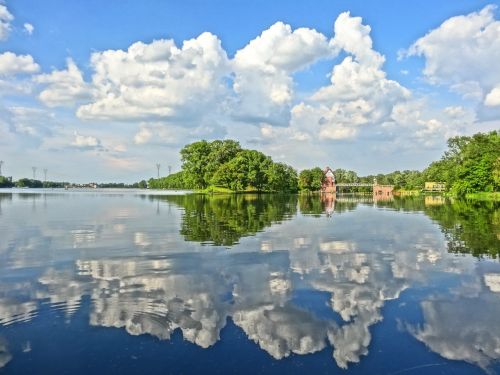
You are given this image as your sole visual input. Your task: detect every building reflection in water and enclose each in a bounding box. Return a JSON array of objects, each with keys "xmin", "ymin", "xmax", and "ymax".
[{"xmin": 0, "ymin": 192, "xmax": 499, "ymax": 372}]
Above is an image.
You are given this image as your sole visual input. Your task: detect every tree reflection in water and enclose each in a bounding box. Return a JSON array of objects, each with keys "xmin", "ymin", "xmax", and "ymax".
[{"xmin": 156, "ymin": 194, "xmax": 298, "ymax": 246}]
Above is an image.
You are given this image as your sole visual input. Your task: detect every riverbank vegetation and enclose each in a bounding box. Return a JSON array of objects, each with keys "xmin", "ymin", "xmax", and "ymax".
[
  {"xmin": 424, "ymin": 131, "xmax": 499, "ymax": 195},
  {"xmin": 299, "ymin": 131, "xmax": 499, "ymax": 197},
  {"xmin": 148, "ymin": 140, "xmax": 298, "ymax": 192}
]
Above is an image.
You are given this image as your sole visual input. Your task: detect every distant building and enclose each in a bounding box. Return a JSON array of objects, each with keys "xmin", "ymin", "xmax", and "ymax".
[
  {"xmin": 321, "ymin": 167, "xmax": 336, "ymax": 193},
  {"xmin": 373, "ymin": 185, "xmax": 394, "ymax": 199},
  {"xmin": 424, "ymin": 182, "xmax": 446, "ymax": 192}
]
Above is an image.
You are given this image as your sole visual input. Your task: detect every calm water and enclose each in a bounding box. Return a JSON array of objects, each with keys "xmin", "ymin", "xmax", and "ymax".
[{"xmin": 0, "ymin": 190, "xmax": 499, "ymax": 374}]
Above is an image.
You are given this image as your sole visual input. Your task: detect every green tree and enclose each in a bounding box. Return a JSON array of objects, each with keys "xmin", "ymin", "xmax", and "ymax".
[
  {"xmin": 0, "ymin": 176, "xmax": 13, "ymax": 188},
  {"xmin": 180, "ymin": 140, "xmax": 242, "ymax": 189},
  {"xmin": 211, "ymin": 150, "xmax": 273, "ymax": 191},
  {"xmin": 15, "ymin": 178, "xmax": 43, "ymax": 188},
  {"xmin": 298, "ymin": 167, "xmax": 324, "ymax": 191},
  {"xmin": 148, "ymin": 171, "xmax": 191, "ymax": 189},
  {"xmin": 266, "ymin": 163, "xmax": 298, "ymax": 192}
]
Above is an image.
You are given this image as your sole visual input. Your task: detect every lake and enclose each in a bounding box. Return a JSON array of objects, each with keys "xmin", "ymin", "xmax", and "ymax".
[{"xmin": 0, "ymin": 190, "xmax": 499, "ymax": 374}]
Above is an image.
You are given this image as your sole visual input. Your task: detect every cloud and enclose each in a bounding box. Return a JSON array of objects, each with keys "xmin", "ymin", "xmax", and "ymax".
[
  {"xmin": 406, "ymin": 5, "xmax": 500, "ymax": 106},
  {"xmin": 76, "ymin": 33, "xmax": 230, "ymax": 122},
  {"xmin": 290, "ymin": 12, "xmax": 410, "ymax": 141},
  {"xmin": 23, "ymin": 22, "xmax": 34, "ymax": 35},
  {"xmin": 134, "ymin": 122, "xmax": 181, "ymax": 145},
  {"xmin": 69, "ymin": 22, "xmax": 331, "ymax": 128},
  {"xmin": 382, "ymin": 100, "xmax": 477, "ymax": 148},
  {"xmin": 70, "ymin": 131, "xmax": 102, "ymax": 149},
  {"xmin": 7, "ymin": 7, "xmax": 493, "ymax": 177},
  {"xmin": 0, "ymin": 52, "xmax": 40, "ymax": 76},
  {"xmin": 0, "ymin": 53, "xmax": 39, "ymax": 98},
  {"xmin": 485, "ymin": 86, "xmax": 500, "ymax": 107},
  {"xmin": 35, "ymin": 58, "xmax": 93, "ymax": 107},
  {"xmin": 0, "ymin": 4, "xmax": 13, "ymax": 41},
  {"xmin": 232, "ymin": 21, "xmax": 332, "ymax": 126},
  {"xmin": 410, "ymin": 295, "xmax": 500, "ymax": 371},
  {"xmin": 3, "ymin": 106, "xmax": 56, "ymax": 146},
  {"xmin": 0, "ymin": 337, "xmax": 11, "ymax": 369},
  {"xmin": 133, "ymin": 121, "xmax": 226, "ymax": 147},
  {"xmin": 233, "ymin": 305, "xmax": 329, "ymax": 359}
]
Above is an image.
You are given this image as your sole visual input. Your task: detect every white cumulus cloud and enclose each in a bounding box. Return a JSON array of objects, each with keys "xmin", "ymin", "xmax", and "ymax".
[
  {"xmin": 0, "ymin": 4, "xmax": 13, "ymax": 41},
  {"xmin": 290, "ymin": 12, "xmax": 410, "ymax": 141},
  {"xmin": 71, "ymin": 131, "xmax": 101, "ymax": 149},
  {"xmin": 0, "ymin": 52, "xmax": 39, "ymax": 76},
  {"xmin": 484, "ymin": 86, "xmax": 500, "ymax": 107},
  {"xmin": 232, "ymin": 21, "xmax": 332, "ymax": 125},
  {"xmin": 35, "ymin": 58, "xmax": 93, "ymax": 107},
  {"xmin": 76, "ymin": 33, "xmax": 230, "ymax": 122},
  {"xmin": 407, "ymin": 5, "xmax": 500, "ymax": 106}
]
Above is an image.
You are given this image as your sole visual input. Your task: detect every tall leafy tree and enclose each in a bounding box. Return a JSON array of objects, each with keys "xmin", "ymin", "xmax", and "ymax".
[{"xmin": 180, "ymin": 140, "xmax": 242, "ymax": 188}]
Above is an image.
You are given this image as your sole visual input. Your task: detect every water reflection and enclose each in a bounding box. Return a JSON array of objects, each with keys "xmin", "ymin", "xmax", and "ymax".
[
  {"xmin": 158, "ymin": 194, "xmax": 298, "ymax": 246},
  {"xmin": 0, "ymin": 336, "xmax": 11, "ymax": 369},
  {"xmin": 0, "ymin": 192, "xmax": 499, "ymax": 373},
  {"xmin": 410, "ymin": 294, "xmax": 500, "ymax": 371}
]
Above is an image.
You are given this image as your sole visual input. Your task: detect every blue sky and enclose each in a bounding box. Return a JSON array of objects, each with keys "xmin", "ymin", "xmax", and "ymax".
[{"xmin": 0, "ymin": 0, "xmax": 499, "ymax": 182}]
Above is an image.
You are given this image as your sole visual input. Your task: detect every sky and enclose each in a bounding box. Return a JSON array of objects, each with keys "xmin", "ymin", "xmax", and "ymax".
[{"xmin": 0, "ymin": 0, "xmax": 499, "ymax": 182}]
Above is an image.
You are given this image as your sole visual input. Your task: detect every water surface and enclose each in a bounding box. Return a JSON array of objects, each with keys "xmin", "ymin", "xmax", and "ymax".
[{"xmin": 0, "ymin": 190, "xmax": 499, "ymax": 374}]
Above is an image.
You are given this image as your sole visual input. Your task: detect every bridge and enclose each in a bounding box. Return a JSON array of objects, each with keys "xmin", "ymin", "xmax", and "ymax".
[
  {"xmin": 321, "ymin": 166, "xmax": 394, "ymax": 197},
  {"xmin": 336, "ymin": 183, "xmax": 373, "ymax": 187}
]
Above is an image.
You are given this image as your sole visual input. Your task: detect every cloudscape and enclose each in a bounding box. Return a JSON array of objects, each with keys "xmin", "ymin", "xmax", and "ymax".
[{"xmin": 0, "ymin": 0, "xmax": 499, "ymax": 182}]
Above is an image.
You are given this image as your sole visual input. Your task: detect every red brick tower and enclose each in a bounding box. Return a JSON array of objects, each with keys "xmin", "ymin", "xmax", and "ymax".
[{"xmin": 321, "ymin": 166, "xmax": 336, "ymax": 193}]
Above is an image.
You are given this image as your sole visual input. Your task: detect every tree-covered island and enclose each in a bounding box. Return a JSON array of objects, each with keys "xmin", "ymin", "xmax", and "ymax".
[{"xmin": 148, "ymin": 140, "xmax": 298, "ymax": 192}]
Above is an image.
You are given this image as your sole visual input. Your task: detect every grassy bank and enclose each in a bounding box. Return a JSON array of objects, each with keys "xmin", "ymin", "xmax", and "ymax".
[
  {"xmin": 394, "ymin": 190, "xmax": 421, "ymax": 196},
  {"xmin": 464, "ymin": 192, "xmax": 500, "ymax": 201},
  {"xmin": 197, "ymin": 186, "xmax": 262, "ymax": 194}
]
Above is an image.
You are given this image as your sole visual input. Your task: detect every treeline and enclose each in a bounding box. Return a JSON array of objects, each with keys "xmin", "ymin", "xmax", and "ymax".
[
  {"xmin": 298, "ymin": 167, "xmax": 424, "ymax": 192},
  {"xmin": 148, "ymin": 171, "xmax": 189, "ymax": 190},
  {"xmin": 299, "ymin": 131, "xmax": 499, "ymax": 195},
  {"xmin": 148, "ymin": 140, "xmax": 298, "ymax": 192},
  {"xmin": 424, "ymin": 131, "xmax": 499, "ymax": 195},
  {"xmin": 0, "ymin": 177, "xmax": 148, "ymax": 189},
  {"xmin": 98, "ymin": 181, "xmax": 147, "ymax": 188},
  {"xmin": 0, "ymin": 178, "xmax": 69, "ymax": 188},
  {"xmin": 0, "ymin": 176, "xmax": 14, "ymax": 188}
]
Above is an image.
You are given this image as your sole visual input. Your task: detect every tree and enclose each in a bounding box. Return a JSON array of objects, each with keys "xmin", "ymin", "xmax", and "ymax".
[
  {"xmin": 421, "ymin": 131, "xmax": 499, "ymax": 195},
  {"xmin": 15, "ymin": 179, "xmax": 43, "ymax": 188},
  {"xmin": 266, "ymin": 163, "xmax": 298, "ymax": 192},
  {"xmin": 211, "ymin": 149, "xmax": 273, "ymax": 191},
  {"xmin": 0, "ymin": 176, "xmax": 13, "ymax": 188},
  {"xmin": 298, "ymin": 167, "xmax": 324, "ymax": 191},
  {"xmin": 180, "ymin": 140, "xmax": 242, "ymax": 189},
  {"xmin": 180, "ymin": 140, "xmax": 212, "ymax": 188},
  {"xmin": 148, "ymin": 171, "xmax": 191, "ymax": 189}
]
